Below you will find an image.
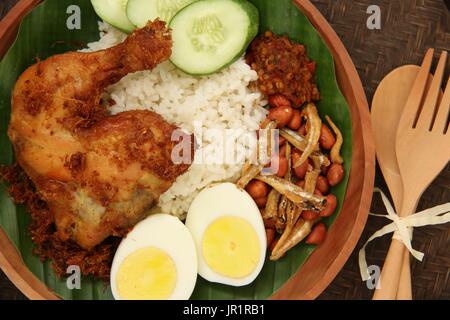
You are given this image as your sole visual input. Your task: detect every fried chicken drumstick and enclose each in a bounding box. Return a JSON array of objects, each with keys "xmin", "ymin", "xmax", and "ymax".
[{"xmin": 8, "ymin": 21, "xmax": 192, "ymax": 250}]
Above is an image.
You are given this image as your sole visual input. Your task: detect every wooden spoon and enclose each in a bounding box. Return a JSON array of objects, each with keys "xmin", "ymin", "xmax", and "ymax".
[
  {"xmin": 373, "ymin": 49, "xmax": 449, "ymax": 300},
  {"xmin": 371, "ymin": 65, "xmax": 440, "ymax": 299}
]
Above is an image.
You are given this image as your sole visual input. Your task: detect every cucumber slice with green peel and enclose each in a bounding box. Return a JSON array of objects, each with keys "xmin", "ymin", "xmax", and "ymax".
[
  {"xmin": 91, "ymin": 0, "xmax": 135, "ymax": 33},
  {"xmin": 169, "ymin": 0, "xmax": 259, "ymax": 76},
  {"xmin": 127, "ymin": 0, "xmax": 198, "ymax": 27}
]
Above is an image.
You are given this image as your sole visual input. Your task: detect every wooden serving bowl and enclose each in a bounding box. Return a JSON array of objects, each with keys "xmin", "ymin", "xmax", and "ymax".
[{"xmin": 0, "ymin": 0, "xmax": 375, "ymax": 300}]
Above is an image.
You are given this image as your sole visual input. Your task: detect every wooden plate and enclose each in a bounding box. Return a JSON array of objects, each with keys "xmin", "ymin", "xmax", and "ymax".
[{"xmin": 0, "ymin": 0, "xmax": 375, "ymax": 300}]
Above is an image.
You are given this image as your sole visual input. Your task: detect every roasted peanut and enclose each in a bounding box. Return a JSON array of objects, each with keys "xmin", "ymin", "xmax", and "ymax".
[
  {"xmin": 327, "ymin": 163, "xmax": 344, "ymax": 186},
  {"xmin": 268, "ymin": 106, "xmax": 294, "ymax": 128},
  {"xmin": 298, "ymin": 124, "xmax": 307, "ymax": 136},
  {"xmin": 255, "ymin": 196, "xmax": 268, "ymax": 208},
  {"xmin": 264, "ymin": 218, "xmax": 276, "ymax": 229},
  {"xmin": 302, "ymin": 210, "xmax": 320, "ymax": 221},
  {"xmin": 270, "ymin": 238, "xmax": 279, "ymax": 252},
  {"xmin": 306, "ymin": 223, "xmax": 327, "ymax": 245},
  {"xmin": 278, "ymin": 144, "xmax": 287, "ymax": 158},
  {"xmin": 288, "ymin": 110, "xmax": 302, "ymax": 130},
  {"xmin": 314, "ymin": 189, "xmax": 323, "ymax": 196},
  {"xmin": 276, "ymin": 157, "xmax": 289, "ymax": 177},
  {"xmin": 278, "ymin": 136, "xmax": 286, "ymax": 146},
  {"xmin": 246, "ymin": 180, "xmax": 270, "ymax": 199},
  {"xmin": 292, "ymin": 152, "xmax": 308, "ymax": 179},
  {"xmin": 316, "ymin": 175, "xmax": 330, "ymax": 194},
  {"xmin": 319, "ymin": 124, "xmax": 336, "ymax": 150},
  {"xmin": 320, "ymin": 194, "xmax": 337, "ymax": 217},
  {"xmin": 266, "ymin": 228, "xmax": 276, "ymax": 247},
  {"xmin": 295, "ymin": 180, "xmax": 305, "ymax": 188},
  {"xmin": 269, "ymin": 94, "xmax": 291, "ymax": 108}
]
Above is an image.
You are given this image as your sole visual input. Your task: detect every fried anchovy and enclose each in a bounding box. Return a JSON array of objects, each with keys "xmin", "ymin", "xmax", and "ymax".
[
  {"xmin": 238, "ymin": 121, "xmax": 277, "ymax": 188},
  {"xmin": 255, "ymin": 175, "xmax": 325, "ymax": 209},
  {"xmin": 264, "ymin": 188, "xmax": 281, "ymax": 219},
  {"xmin": 276, "ymin": 195, "xmax": 289, "ymax": 233},
  {"xmin": 280, "ymin": 128, "xmax": 308, "ymax": 151},
  {"xmin": 293, "ymin": 104, "xmax": 321, "ymax": 168},
  {"xmin": 326, "ymin": 115, "xmax": 344, "ymax": 165},
  {"xmin": 270, "ymin": 217, "xmax": 320, "ymax": 261},
  {"xmin": 304, "ymin": 169, "xmax": 320, "ymax": 195}
]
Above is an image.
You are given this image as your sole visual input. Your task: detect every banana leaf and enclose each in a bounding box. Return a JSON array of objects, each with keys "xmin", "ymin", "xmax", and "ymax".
[{"xmin": 0, "ymin": 0, "xmax": 352, "ymax": 300}]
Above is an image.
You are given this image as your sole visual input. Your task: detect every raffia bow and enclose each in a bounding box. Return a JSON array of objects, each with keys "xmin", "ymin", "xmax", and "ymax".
[{"xmin": 359, "ymin": 188, "xmax": 450, "ymax": 281}]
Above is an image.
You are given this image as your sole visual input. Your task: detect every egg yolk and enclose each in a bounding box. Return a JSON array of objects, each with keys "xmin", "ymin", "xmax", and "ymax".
[
  {"xmin": 202, "ymin": 216, "xmax": 260, "ymax": 279},
  {"xmin": 116, "ymin": 247, "xmax": 177, "ymax": 300}
]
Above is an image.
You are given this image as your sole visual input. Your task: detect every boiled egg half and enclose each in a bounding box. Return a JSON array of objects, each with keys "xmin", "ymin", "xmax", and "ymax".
[
  {"xmin": 110, "ymin": 214, "xmax": 198, "ymax": 300},
  {"xmin": 185, "ymin": 183, "xmax": 266, "ymax": 286}
]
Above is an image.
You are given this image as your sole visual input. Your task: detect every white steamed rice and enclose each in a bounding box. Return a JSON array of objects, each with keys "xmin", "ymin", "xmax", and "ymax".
[{"xmin": 84, "ymin": 22, "xmax": 267, "ymax": 218}]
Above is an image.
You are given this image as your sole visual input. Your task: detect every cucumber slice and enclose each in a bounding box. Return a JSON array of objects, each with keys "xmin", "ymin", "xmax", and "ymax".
[
  {"xmin": 91, "ymin": 0, "xmax": 135, "ymax": 33},
  {"xmin": 169, "ymin": 0, "xmax": 259, "ymax": 75},
  {"xmin": 127, "ymin": 0, "xmax": 198, "ymax": 27}
]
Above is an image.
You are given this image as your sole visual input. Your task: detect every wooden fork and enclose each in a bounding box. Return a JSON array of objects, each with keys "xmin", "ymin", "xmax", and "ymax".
[{"xmin": 373, "ymin": 49, "xmax": 450, "ymax": 300}]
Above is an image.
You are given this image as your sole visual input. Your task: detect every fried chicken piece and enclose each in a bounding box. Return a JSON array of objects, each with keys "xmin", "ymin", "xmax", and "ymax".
[{"xmin": 8, "ymin": 21, "xmax": 193, "ymax": 250}]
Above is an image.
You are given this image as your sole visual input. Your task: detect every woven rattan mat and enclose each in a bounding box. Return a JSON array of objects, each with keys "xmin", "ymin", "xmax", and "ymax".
[{"xmin": 0, "ymin": 0, "xmax": 449, "ymax": 300}]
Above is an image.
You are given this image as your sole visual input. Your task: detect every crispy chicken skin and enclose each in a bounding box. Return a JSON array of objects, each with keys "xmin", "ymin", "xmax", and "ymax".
[{"xmin": 8, "ymin": 21, "xmax": 192, "ymax": 250}]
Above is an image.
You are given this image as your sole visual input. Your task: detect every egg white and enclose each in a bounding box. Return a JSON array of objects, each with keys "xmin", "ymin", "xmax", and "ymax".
[
  {"xmin": 110, "ymin": 214, "xmax": 198, "ymax": 300},
  {"xmin": 185, "ymin": 183, "xmax": 267, "ymax": 287}
]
